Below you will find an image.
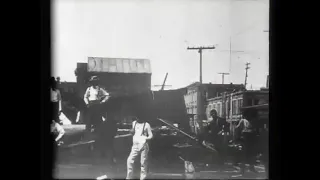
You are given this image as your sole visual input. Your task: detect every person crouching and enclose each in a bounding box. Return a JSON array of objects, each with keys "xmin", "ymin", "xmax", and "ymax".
[
  {"xmin": 126, "ymin": 117, "xmax": 153, "ymax": 180},
  {"xmin": 51, "ymin": 120, "xmax": 65, "ymax": 146}
]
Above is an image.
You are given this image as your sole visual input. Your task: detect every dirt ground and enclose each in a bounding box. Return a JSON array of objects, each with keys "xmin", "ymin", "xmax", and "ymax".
[{"xmin": 54, "ymin": 130, "xmax": 267, "ymax": 179}]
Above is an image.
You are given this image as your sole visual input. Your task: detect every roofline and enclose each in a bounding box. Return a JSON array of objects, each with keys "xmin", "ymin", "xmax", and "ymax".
[
  {"xmin": 186, "ymin": 82, "xmax": 244, "ymax": 88},
  {"xmin": 87, "ymin": 72, "xmax": 152, "ymax": 75},
  {"xmin": 245, "ymin": 90, "xmax": 269, "ymax": 93},
  {"xmin": 60, "ymin": 82, "xmax": 77, "ymax": 84},
  {"xmin": 207, "ymin": 90, "xmax": 269, "ymax": 101},
  {"xmin": 88, "ymin": 57, "xmax": 150, "ymax": 61},
  {"xmin": 241, "ymin": 104, "xmax": 269, "ymax": 109}
]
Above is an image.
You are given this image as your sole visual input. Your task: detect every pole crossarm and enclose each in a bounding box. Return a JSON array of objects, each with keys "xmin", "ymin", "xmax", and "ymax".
[
  {"xmin": 153, "ymin": 85, "xmax": 172, "ymax": 87},
  {"xmin": 187, "ymin": 46, "xmax": 215, "ymax": 50},
  {"xmin": 244, "ymin": 62, "xmax": 251, "ymax": 88},
  {"xmin": 218, "ymin": 72, "xmax": 230, "ymax": 84}
]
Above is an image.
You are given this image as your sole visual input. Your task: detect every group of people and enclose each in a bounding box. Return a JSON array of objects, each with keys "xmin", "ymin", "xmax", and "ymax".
[
  {"xmin": 84, "ymin": 76, "xmax": 154, "ymax": 180},
  {"xmin": 51, "ymin": 75, "xmax": 154, "ymax": 180},
  {"xmin": 199, "ymin": 108, "xmax": 268, "ymax": 175},
  {"xmin": 51, "ymin": 74, "xmax": 268, "ymax": 179}
]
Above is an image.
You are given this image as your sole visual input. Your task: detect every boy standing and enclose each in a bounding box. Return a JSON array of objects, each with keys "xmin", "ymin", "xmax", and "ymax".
[{"xmin": 126, "ymin": 117, "xmax": 153, "ymax": 180}]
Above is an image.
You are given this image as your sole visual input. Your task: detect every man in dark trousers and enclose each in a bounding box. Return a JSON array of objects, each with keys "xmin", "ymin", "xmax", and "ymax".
[
  {"xmin": 94, "ymin": 113, "xmax": 118, "ymax": 166},
  {"xmin": 235, "ymin": 109, "xmax": 258, "ymax": 174},
  {"xmin": 83, "ymin": 76, "xmax": 110, "ymax": 132},
  {"xmin": 208, "ymin": 109, "xmax": 228, "ymax": 170},
  {"xmin": 259, "ymin": 122, "xmax": 268, "ymax": 176},
  {"xmin": 197, "ymin": 109, "xmax": 228, "ymax": 171}
]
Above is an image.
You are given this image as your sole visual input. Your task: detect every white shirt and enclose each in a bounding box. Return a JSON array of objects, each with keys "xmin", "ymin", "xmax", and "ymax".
[
  {"xmin": 239, "ymin": 118, "xmax": 252, "ymax": 133},
  {"xmin": 51, "ymin": 89, "xmax": 61, "ymax": 102},
  {"xmin": 132, "ymin": 121, "xmax": 150, "ymax": 145},
  {"xmin": 84, "ymin": 86, "xmax": 109, "ymax": 102},
  {"xmin": 51, "ymin": 122, "xmax": 65, "ymax": 134}
]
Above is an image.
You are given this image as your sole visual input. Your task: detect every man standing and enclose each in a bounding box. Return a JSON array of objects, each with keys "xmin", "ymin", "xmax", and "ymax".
[
  {"xmin": 50, "ymin": 77, "xmax": 64, "ymax": 150},
  {"xmin": 207, "ymin": 109, "xmax": 228, "ymax": 170},
  {"xmin": 126, "ymin": 116, "xmax": 153, "ymax": 180},
  {"xmin": 50, "ymin": 77, "xmax": 62, "ymax": 123},
  {"xmin": 83, "ymin": 76, "xmax": 110, "ymax": 132},
  {"xmin": 260, "ymin": 122, "xmax": 268, "ymax": 177},
  {"xmin": 235, "ymin": 109, "xmax": 258, "ymax": 174}
]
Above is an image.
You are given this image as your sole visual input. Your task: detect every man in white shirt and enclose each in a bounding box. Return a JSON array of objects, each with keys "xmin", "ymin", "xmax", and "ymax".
[
  {"xmin": 83, "ymin": 76, "xmax": 110, "ymax": 132},
  {"xmin": 126, "ymin": 117, "xmax": 153, "ymax": 180},
  {"xmin": 235, "ymin": 109, "xmax": 258, "ymax": 174},
  {"xmin": 51, "ymin": 120, "xmax": 65, "ymax": 145},
  {"xmin": 50, "ymin": 77, "xmax": 62, "ymax": 123}
]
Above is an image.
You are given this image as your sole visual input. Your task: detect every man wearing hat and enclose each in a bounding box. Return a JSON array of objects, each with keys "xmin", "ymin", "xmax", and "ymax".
[{"xmin": 84, "ymin": 76, "xmax": 110, "ymax": 132}]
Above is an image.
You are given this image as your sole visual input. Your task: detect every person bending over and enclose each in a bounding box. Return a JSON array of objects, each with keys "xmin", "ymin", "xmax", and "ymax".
[{"xmin": 51, "ymin": 120, "xmax": 65, "ymax": 146}]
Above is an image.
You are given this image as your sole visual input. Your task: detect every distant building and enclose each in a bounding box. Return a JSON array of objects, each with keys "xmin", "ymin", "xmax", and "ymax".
[
  {"xmin": 184, "ymin": 82, "xmax": 245, "ymax": 119},
  {"xmin": 206, "ymin": 89, "xmax": 269, "ymax": 139},
  {"xmin": 74, "ymin": 58, "xmax": 152, "ymax": 126},
  {"xmin": 206, "ymin": 90, "xmax": 269, "ymax": 121},
  {"xmin": 182, "ymin": 82, "xmax": 245, "ymax": 135},
  {"xmin": 75, "ymin": 57, "xmax": 152, "ymax": 98}
]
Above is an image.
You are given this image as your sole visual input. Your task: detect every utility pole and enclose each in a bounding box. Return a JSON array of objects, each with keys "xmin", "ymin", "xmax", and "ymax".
[
  {"xmin": 244, "ymin": 62, "xmax": 251, "ymax": 88},
  {"xmin": 263, "ymin": 29, "xmax": 270, "ymax": 89},
  {"xmin": 218, "ymin": 72, "xmax": 230, "ymax": 84},
  {"xmin": 228, "ymin": 37, "xmax": 245, "ymax": 73},
  {"xmin": 187, "ymin": 46, "xmax": 215, "ymax": 84}
]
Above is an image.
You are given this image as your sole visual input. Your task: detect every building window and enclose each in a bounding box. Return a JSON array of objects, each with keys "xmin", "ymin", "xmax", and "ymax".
[
  {"xmin": 232, "ymin": 99, "xmax": 237, "ymax": 115},
  {"xmin": 254, "ymin": 99, "xmax": 260, "ymax": 105},
  {"xmin": 237, "ymin": 99, "xmax": 241, "ymax": 114},
  {"xmin": 247, "ymin": 98, "xmax": 252, "ymax": 106},
  {"xmin": 217, "ymin": 103, "xmax": 221, "ymax": 116},
  {"xmin": 232, "ymin": 99, "xmax": 242, "ymax": 115},
  {"xmin": 207, "ymin": 104, "xmax": 212, "ymax": 115},
  {"xmin": 252, "ymin": 99, "xmax": 260, "ymax": 105},
  {"xmin": 226, "ymin": 100, "xmax": 229, "ymax": 117}
]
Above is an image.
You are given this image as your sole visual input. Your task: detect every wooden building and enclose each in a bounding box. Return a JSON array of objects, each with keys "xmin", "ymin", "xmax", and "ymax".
[
  {"xmin": 206, "ymin": 90, "xmax": 269, "ymax": 138},
  {"xmin": 74, "ymin": 58, "xmax": 152, "ymax": 126},
  {"xmin": 75, "ymin": 57, "xmax": 152, "ymax": 98},
  {"xmin": 183, "ymin": 82, "xmax": 245, "ymax": 135},
  {"xmin": 58, "ymin": 82, "xmax": 77, "ymax": 94}
]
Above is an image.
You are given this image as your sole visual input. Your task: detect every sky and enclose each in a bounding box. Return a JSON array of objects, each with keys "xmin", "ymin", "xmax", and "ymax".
[{"xmin": 52, "ymin": 0, "xmax": 269, "ymax": 90}]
